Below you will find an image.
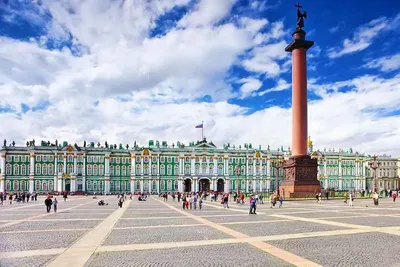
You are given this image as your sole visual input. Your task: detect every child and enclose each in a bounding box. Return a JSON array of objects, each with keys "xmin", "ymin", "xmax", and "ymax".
[
  {"xmin": 199, "ymin": 197, "xmax": 203, "ymax": 210},
  {"xmin": 53, "ymin": 198, "xmax": 58, "ymax": 212},
  {"xmin": 279, "ymin": 195, "xmax": 283, "ymax": 208}
]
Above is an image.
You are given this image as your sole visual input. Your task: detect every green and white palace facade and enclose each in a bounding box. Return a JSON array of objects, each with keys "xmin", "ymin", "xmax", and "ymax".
[{"xmin": 0, "ymin": 138, "xmax": 399, "ymax": 194}]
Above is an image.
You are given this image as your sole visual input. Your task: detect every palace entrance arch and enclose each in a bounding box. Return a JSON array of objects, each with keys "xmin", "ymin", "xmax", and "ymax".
[
  {"xmin": 217, "ymin": 178, "xmax": 224, "ymax": 192},
  {"xmin": 184, "ymin": 178, "xmax": 192, "ymax": 192},
  {"xmin": 199, "ymin": 178, "xmax": 210, "ymax": 192}
]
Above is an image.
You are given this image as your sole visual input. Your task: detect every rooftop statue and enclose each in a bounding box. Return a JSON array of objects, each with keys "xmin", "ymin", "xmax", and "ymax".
[{"xmin": 295, "ymin": 1, "xmax": 307, "ymax": 30}]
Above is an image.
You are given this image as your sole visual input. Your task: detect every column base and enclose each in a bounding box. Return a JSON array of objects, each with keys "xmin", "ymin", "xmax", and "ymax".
[{"xmin": 281, "ymin": 155, "xmax": 320, "ymax": 198}]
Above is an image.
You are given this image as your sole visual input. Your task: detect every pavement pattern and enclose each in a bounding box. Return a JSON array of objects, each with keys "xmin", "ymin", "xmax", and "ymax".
[{"xmin": 1, "ymin": 196, "xmax": 400, "ymax": 267}]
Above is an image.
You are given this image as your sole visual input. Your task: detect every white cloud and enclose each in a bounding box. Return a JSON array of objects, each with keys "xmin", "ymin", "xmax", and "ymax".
[
  {"xmin": 328, "ymin": 13, "xmax": 400, "ymax": 58},
  {"xmin": 238, "ymin": 78, "xmax": 262, "ymax": 99},
  {"xmin": 178, "ymin": 0, "xmax": 237, "ymax": 28},
  {"xmin": 258, "ymin": 79, "xmax": 290, "ymax": 96},
  {"xmin": 0, "ymin": 0, "xmax": 399, "ymax": 159},
  {"xmin": 328, "ymin": 25, "xmax": 340, "ymax": 33},
  {"xmin": 363, "ymin": 53, "xmax": 400, "ymax": 72}
]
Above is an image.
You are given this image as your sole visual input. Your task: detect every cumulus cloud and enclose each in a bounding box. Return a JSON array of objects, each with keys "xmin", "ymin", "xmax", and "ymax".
[
  {"xmin": 328, "ymin": 13, "xmax": 400, "ymax": 58},
  {"xmin": 0, "ymin": 0, "xmax": 399, "ymax": 158},
  {"xmin": 363, "ymin": 53, "xmax": 400, "ymax": 72}
]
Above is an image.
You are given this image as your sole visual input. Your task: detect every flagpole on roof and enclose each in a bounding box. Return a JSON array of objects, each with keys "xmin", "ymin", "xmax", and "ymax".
[{"xmin": 202, "ymin": 121, "xmax": 204, "ymax": 140}]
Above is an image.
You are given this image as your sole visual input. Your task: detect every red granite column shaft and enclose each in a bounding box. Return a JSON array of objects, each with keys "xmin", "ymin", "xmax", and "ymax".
[{"xmin": 291, "ymin": 47, "xmax": 308, "ymax": 156}]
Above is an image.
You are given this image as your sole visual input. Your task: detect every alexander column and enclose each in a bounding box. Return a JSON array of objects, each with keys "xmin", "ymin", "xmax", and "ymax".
[{"xmin": 280, "ymin": 2, "xmax": 321, "ymax": 198}]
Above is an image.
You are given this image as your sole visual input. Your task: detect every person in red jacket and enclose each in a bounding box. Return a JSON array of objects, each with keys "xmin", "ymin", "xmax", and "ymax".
[{"xmin": 393, "ymin": 192, "xmax": 397, "ymax": 202}]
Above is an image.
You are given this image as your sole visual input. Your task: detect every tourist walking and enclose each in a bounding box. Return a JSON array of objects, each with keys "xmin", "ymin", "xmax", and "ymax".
[
  {"xmin": 45, "ymin": 196, "xmax": 53, "ymax": 213},
  {"xmin": 279, "ymin": 195, "xmax": 283, "ymax": 208},
  {"xmin": 348, "ymin": 192, "xmax": 353, "ymax": 207},
  {"xmin": 392, "ymin": 192, "xmax": 397, "ymax": 202},
  {"xmin": 53, "ymin": 198, "xmax": 58, "ymax": 212},
  {"xmin": 373, "ymin": 192, "xmax": 379, "ymax": 206},
  {"xmin": 223, "ymin": 193, "xmax": 229, "ymax": 208},
  {"xmin": 249, "ymin": 195, "xmax": 257, "ymax": 214},
  {"xmin": 118, "ymin": 197, "xmax": 124, "ymax": 208},
  {"xmin": 193, "ymin": 195, "xmax": 198, "ymax": 209},
  {"xmin": 199, "ymin": 197, "xmax": 203, "ymax": 210}
]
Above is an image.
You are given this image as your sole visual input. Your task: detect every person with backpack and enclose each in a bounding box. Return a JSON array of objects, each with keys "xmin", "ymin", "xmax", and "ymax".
[{"xmin": 45, "ymin": 196, "xmax": 53, "ymax": 213}]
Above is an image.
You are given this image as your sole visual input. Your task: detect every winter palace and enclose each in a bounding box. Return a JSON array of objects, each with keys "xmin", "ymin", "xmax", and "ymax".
[{"xmin": 0, "ymin": 138, "xmax": 399, "ymax": 194}]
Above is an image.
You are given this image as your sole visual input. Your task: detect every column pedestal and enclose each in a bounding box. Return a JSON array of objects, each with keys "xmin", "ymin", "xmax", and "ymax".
[
  {"xmin": 281, "ymin": 155, "xmax": 320, "ymax": 198},
  {"xmin": 0, "ymin": 177, "xmax": 4, "ymax": 193},
  {"xmin": 29, "ymin": 176, "xmax": 34, "ymax": 193}
]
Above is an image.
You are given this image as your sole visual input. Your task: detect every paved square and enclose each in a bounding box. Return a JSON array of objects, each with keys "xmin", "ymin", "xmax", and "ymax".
[{"xmin": 1, "ymin": 196, "xmax": 400, "ymax": 267}]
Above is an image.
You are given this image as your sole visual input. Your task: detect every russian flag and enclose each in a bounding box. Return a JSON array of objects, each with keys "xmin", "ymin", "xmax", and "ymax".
[{"xmin": 195, "ymin": 123, "xmax": 203, "ymax": 128}]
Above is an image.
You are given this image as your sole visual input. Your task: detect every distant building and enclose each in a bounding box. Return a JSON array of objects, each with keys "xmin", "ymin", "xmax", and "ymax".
[{"xmin": 0, "ymin": 138, "xmax": 398, "ymax": 194}]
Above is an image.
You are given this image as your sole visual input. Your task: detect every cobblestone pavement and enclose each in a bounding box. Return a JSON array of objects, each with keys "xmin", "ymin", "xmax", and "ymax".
[{"xmin": 2, "ymin": 196, "xmax": 400, "ymax": 267}]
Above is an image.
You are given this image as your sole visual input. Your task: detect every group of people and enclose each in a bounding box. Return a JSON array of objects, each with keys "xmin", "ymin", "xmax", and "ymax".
[{"xmin": 0, "ymin": 192, "xmax": 39, "ymax": 205}]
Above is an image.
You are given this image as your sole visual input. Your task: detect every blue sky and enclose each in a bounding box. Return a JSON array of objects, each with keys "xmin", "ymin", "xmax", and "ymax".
[{"xmin": 0, "ymin": 0, "xmax": 399, "ymax": 157}]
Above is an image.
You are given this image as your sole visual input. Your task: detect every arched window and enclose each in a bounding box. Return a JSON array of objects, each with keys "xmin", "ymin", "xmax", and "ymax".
[
  {"xmin": 68, "ymin": 155, "xmax": 73, "ymax": 162},
  {"xmin": 21, "ymin": 164, "xmax": 26, "ymax": 175},
  {"xmin": 195, "ymin": 157, "xmax": 199, "ymax": 163},
  {"xmin": 13, "ymin": 164, "xmax": 19, "ymax": 175},
  {"xmin": 67, "ymin": 164, "xmax": 73, "ymax": 174},
  {"xmin": 116, "ymin": 166, "xmax": 120, "ymax": 176},
  {"xmin": 229, "ymin": 166, "xmax": 233, "ymax": 175},
  {"xmin": 35, "ymin": 163, "xmax": 41, "ymax": 175},
  {"xmin": 110, "ymin": 165, "xmax": 114, "ymax": 176},
  {"xmin": 174, "ymin": 165, "xmax": 179, "ymax": 175},
  {"xmin": 122, "ymin": 166, "xmax": 126, "ymax": 176},
  {"xmin": 42, "ymin": 181, "xmax": 47, "ymax": 191},
  {"xmin": 128, "ymin": 165, "xmax": 131, "ymax": 175},
  {"xmin": 87, "ymin": 180, "xmax": 92, "ymax": 191},
  {"xmin": 152, "ymin": 164, "xmax": 157, "ymax": 175},
  {"xmin": 256, "ymin": 166, "xmax": 260, "ymax": 175},
  {"xmin": 218, "ymin": 165, "xmax": 223, "ymax": 175},
  {"xmin": 160, "ymin": 165, "xmax": 165, "ymax": 175},
  {"xmin": 202, "ymin": 157, "xmax": 207, "ymax": 163},
  {"xmin": 35, "ymin": 180, "xmax": 40, "ymax": 191},
  {"xmin": 58, "ymin": 164, "xmax": 63, "ymax": 174},
  {"xmin": 201, "ymin": 164, "xmax": 207, "ymax": 174},
  {"xmin": 167, "ymin": 165, "xmax": 172, "ymax": 175},
  {"xmin": 48, "ymin": 164, "xmax": 54, "ymax": 175},
  {"xmin": 6, "ymin": 181, "xmax": 10, "ymax": 191},
  {"xmin": 87, "ymin": 165, "xmax": 92, "ymax": 175},
  {"xmin": 195, "ymin": 165, "xmax": 199, "ymax": 175},
  {"xmin": 99, "ymin": 165, "xmax": 104, "ymax": 175},
  {"xmin": 185, "ymin": 164, "xmax": 190, "ymax": 174},
  {"xmin": 248, "ymin": 166, "xmax": 253, "ymax": 175},
  {"xmin": 78, "ymin": 164, "xmax": 83, "ymax": 175},
  {"xmin": 209, "ymin": 165, "xmax": 213, "ymax": 174},
  {"xmin": 136, "ymin": 164, "xmax": 141, "ymax": 174},
  {"xmin": 93, "ymin": 165, "xmax": 98, "ymax": 175},
  {"xmin": 14, "ymin": 180, "xmax": 19, "ymax": 191},
  {"xmin": 49, "ymin": 180, "xmax": 53, "ymax": 191},
  {"xmin": 42, "ymin": 164, "xmax": 47, "ymax": 175},
  {"xmin": 143, "ymin": 164, "xmax": 149, "ymax": 175}
]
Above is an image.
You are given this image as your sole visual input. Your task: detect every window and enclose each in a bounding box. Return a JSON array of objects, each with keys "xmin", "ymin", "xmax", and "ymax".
[
  {"xmin": 218, "ymin": 165, "xmax": 223, "ymax": 175},
  {"xmin": 6, "ymin": 155, "xmax": 11, "ymax": 162},
  {"xmin": 94, "ymin": 156, "xmax": 98, "ymax": 163},
  {"xmin": 67, "ymin": 164, "xmax": 73, "ymax": 174},
  {"xmin": 87, "ymin": 181, "xmax": 92, "ymax": 191},
  {"xmin": 13, "ymin": 164, "xmax": 19, "ymax": 175},
  {"xmin": 167, "ymin": 157, "xmax": 172, "ymax": 163},
  {"xmin": 174, "ymin": 165, "xmax": 179, "ymax": 175},
  {"xmin": 87, "ymin": 165, "xmax": 92, "ymax": 175},
  {"xmin": 99, "ymin": 165, "xmax": 104, "ymax": 175},
  {"xmin": 160, "ymin": 157, "xmax": 164, "ymax": 162},
  {"xmin": 110, "ymin": 157, "xmax": 114, "ymax": 164},
  {"xmin": 136, "ymin": 181, "xmax": 140, "ymax": 190},
  {"xmin": 58, "ymin": 164, "xmax": 63, "ymax": 174},
  {"xmin": 195, "ymin": 157, "xmax": 199, "ymax": 163},
  {"xmin": 167, "ymin": 165, "xmax": 172, "ymax": 175},
  {"xmin": 36, "ymin": 155, "xmax": 41, "ymax": 162},
  {"xmin": 35, "ymin": 163, "xmax": 41, "ymax": 175},
  {"xmin": 14, "ymin": 156, "xmax": 19, "ymax": 162},
  {"xmin": 77, "ymin": 155, "xmax": 83, "ymax": 162},
  {"xmin": 136, "ymin": 164, "xmax": 141, "ymax": 174},
  {"xmin": 127, "ymin": 165, "xmax": 131, "ymax": 175},
  {"xmin": 144, "ymin": 157, "xmax": 149, "ymax": 163},
  {"xmin": 35, "ymin": 180, "xmax": 40, "ymax": 191},
  {"xmin": 229, "ymin": 166, "xmax": 233, "ymax": 175},
  {"xmin": 110, "ymin": 166, "xmax": 114, "ymax": 176},
  {"xmin": 21, "ymin": 164, "xmax": 26, "ymax": 175},
  {"xmin": 229, "ymin": 158, "xmax": 232, "ymax": 163},
  {"xmin": 136, "ymin": 157, "xmax": 140, "ymax": 162},
  {"xmin": 122, "ymin": 157, "xmax": 126, "ymax": 164},
  {"xmin": 78, "ymin": 164, "xmax": 83, "ymax": 175},
  {"xmin": 42, "ymin": 181, "xmax": 47, "ymax": 191},
  {"xmin": 256, "ymin": 166, "xmax": 260, "ymax": 175},
  {"xmin": 185, "ymin": 165, "xmax": 190, "ymax": 174},
  {"xmin": 202, "ymin": 157, "xmax": 207, "ymax": 163},
  {"xmin": 122, "ymin": 166, "xmax": 126, "ymax": 176},
  {"xmin": 116, "ymin": 166, "xmax": 120, "ymax": 176},
  {"xmin": 68, "ymin": 155, "xmax": 73, "ymax": 162},
  {"xmin": 48, "ymin": 164, "xmax": 54, "ymax": 175},
  {"xmin": 248, "ymin": 166, "xmax": 253, "ymax": 175},
  {"xmin": 202, "ymin": 164, "xmax": 207, "ymax": 174},
  {"xmin": 49, "ymin": 155, "xmax": 54, "ymax": 162},
  {"xmin": 143, "ymin": 164, "xmax": 149, "ymax": 175},
  {"xmin": 152, "ymin": 157, "xmax": 157, "ymax": 162},
  {"xmin": 87, "ymin": 156, "xmax": 92, "ymax": 163},
  {"xmin": 175, "ymin": 180, "xmax": 178, "ymax": 190},
  {"xmin": 42, "ymin": 155, "xmax": 47, "ymax": 162},
  {"xmin": 218, "ymin": 157, "xmax": 223, "ymax": 163},
  {"xmin": 195, "ymin": 165, "xmax": 200, "ymax": 175},
  {"xmin": 209, "ymin": 165, "xmax": 213, "ymax": 174},
  {"xmin": 185, "ymin": 157, "xmax": 190, "ymax": 162},
  {"xmin": 58, "ymin": 155, "xmax": 63, "ymax": 162},
  {"xmin": 93, "ymin": 165, "xmax": 98, "ymax": 175},
  {"xmin": 160, "ymin": 165, "xmax": 165, "ymax": 175},
  {"xmin": 152, "ymin": 165, "xmax": 157, "ymax": 175},
  {"xmin": 174, "ymin": 157, "xmax": 178, "ymax": 163},
  {"xmin": 42, "ymin": 164, "xmax": 47, "ymax": 175},
  {"xmin": 262, "ymin": 166, "xmax": 266, "ymax": 175}
]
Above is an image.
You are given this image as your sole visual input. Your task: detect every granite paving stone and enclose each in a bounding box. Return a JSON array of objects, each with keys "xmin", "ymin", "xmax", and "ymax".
[
  {"xmin": 0, "ymin": 230, "xmax": 87, "ymax": 252},
  {"xmin": 88, "ymin": 243, "xmax": 293, "ymax": 267},
  {"xmin": 269, "ymin": 232, "xmax": 400, "ymax": 267},
  {"xmin": 203, "ymin": 214, "xmax": 285, "ymax": 223},
  {"xmin": 322, "ymin": 215, "xmax": 400, "ymax": 227},
  {"xmin": 115, "ymin": 217, "xmax": 198, "ymax": 227},
  {"xmin": 0, "ymin": 220, "xmax": 101, "ymax": 232},
  {"xmin": 0, "ymin": 255, "xmax": 55, "ymax": 267},
  {"xmin": 102, "ymin": 226, "xmax": 231, "ymax": 245},
  {"xmin": 224, "ymin": 220, "xmax": 347, "ymax": 237}
]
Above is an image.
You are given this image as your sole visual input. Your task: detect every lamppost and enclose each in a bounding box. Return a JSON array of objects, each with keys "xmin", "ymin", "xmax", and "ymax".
[
  {"xmin": 368, "ymin": 155, "xmax": 381, "ymax": 193},
  {"xmin": 271, "ymin": 154, "xmax": 285, "ymax": 196}
]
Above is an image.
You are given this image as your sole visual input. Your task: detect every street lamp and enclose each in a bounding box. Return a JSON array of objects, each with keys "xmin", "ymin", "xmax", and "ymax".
[
  {"xmin": 368, "ymin": 155, "xmax": 381, "ymax": 193},
  {"xmin": 271, "ymin": 154, "xmax": 285, "ymax": 196}
]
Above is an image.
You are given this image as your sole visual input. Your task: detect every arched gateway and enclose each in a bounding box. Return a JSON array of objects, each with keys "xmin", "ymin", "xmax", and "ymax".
[
  {"xmin": 199, "ymin": 178, "xmax": 210, "ymax": 192},
  {"xmin": 183, "ymin": 178, "xmax": 192, "ymax": 192}
]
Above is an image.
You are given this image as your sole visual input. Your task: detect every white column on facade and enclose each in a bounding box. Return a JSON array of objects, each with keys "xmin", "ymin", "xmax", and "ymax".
[
  {"xmin": 156, "ymin": 180, "xmax": 160, "ymax": 194},
  {"xmin": 191, "ymin": 156, "xmax": 195, "ymax": 174},
  {"xmin": 57, "ymin": 173, "xmax": 62, "ymax": 193},
  {"xmin": 82, "ymin": 154, "xmax": 86, "ymax": 192},
  {"xmin": 149, "ymin": 157, "xmax": 152, "ymax": 176},
  {"xmin": 63, "ymin": 153, "xmax": 67, "ymax": 174},
  {"xmin": 213, "ymin": 157, "xmax": 218, "ymax": 175},
  {"xmin": 267, "ymin": 159, "xmax": 271, "ymax": 177},
  {"xmin": 53, "ymin": 154, "xmax": 58, "ymax": 192},
  {"xmin": 131, "ymin": 154, "xmax": 136, "ymax": 175},
  {"xmin": 30, "ymin": 153, "xmax": 35, "ymax": 176},
  {"xmin": 338, "ymin": 160, "xmax": 342, "ymax": 177},
  {"xmin": 0, "ymin": 153, "xmax": 5, "ymax": 176},
  {"xmin": 191, "ymin": 179, "xmax": 195, "ymax": 192},
  {"xmin": 130, "ymin": 179, "xmax": 135, "ymax": 194},
  {"xmin": 253, "ymin": 159, "xmax": 256, "ymax": 177},
  {"xmin": 180, "ymin": 158, "xmax": 183, "ymax": 175},
  {"xmin": 73, "ymin": 153, "xmax": 77, "ymax": 174},
  {"xmin": 140, "ymin": 180, "xmax": 143, "ymax": 193},
  {"xmin": 267, "ymin": 179, "xmax": 271, "ymax": 191},
  {"xmin": 178, "ymin": 179, "xmax": 183, "ymax": 192},
  {"xmin": 141, "ymin": 157, "xmax": 144, "ymax": 175}
]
